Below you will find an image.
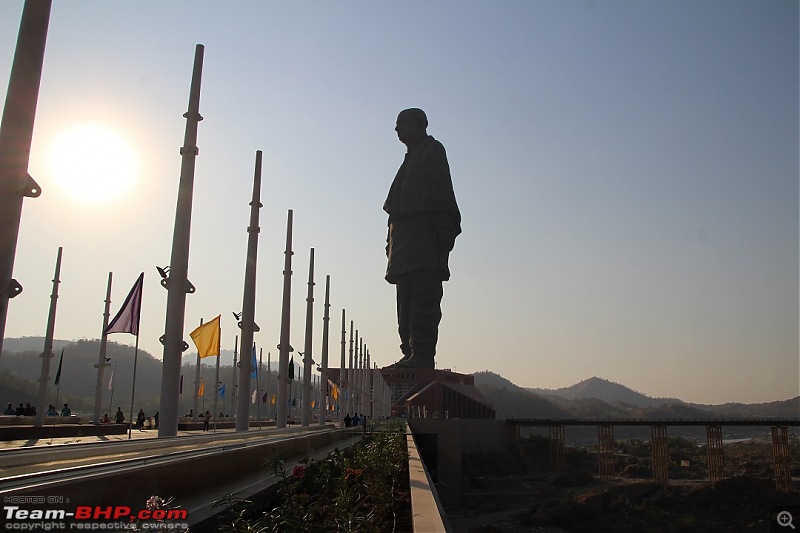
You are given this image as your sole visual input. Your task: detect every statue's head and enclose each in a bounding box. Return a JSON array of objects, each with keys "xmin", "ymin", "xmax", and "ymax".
[{"xmin": 395, "ymin": 108, "xmax": 428, "ymax": 146}]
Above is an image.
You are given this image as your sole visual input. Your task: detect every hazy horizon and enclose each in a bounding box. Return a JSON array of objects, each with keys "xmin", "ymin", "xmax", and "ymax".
[
  {"xmin": 1, "ymin": 1, "xmax": 797, "ymax": 406},
  {"xmin": 1, "ymin": 335, "xmax": 797, "ymax": 406}
]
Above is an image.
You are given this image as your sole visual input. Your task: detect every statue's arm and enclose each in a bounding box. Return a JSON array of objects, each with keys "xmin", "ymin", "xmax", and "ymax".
[{"xmin": 426, "ymin": 143, "xmax": 461, "ymax": 250}]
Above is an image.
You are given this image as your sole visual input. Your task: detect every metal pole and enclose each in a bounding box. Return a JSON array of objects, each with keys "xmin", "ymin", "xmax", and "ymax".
[
  {"xmin": 276, "ymin": 210, "xmax": 293, "ymax": 429},
  {"xmin": 301, "ymin": 248, "xmax": 314, "ymax": 427},
  {"xmin": 266, "ymin": 351, "xmax": 271, "ymax": 420},
  {"xmin": 366, "ymin": 348, "xmax": 372, "ymax": 419},
  {"xmin": 236, "ymin": 151, "xmax": 263, "ymax": 431},
  {"xmin": 354, "ymin": 330, "xmax": 360, "ymax": 417},
  {"xmin": 35, "ymin": 246, "xmax": 61, "ymax": 427},
  {"xmin": 257, "ymin": 348, "xmax": 262, "ymax": 429},
  {"xmin": 93, "ymin": 272, "xmax": 112, "ymax": 425},
  {"xmin": 0, "ymin": 1, "xmax": 51, "ymax": 359},
  {"xmin": 128, "ymin": 333, "xmax": 141, "ymax": 439},
  {"xmin": 193, "ymin": 318, "xmax": 202, "ymax": 422},
  {"xmin": 231, "ymin": 335, "xmax": 238, "ymax": 417},
  {"xmin": 319, "ymin": 275, "xmax": 330, "ymax": 426},
  {"xmin": 346, "ymin": 322, "xmax": 353, "ymax": 419},
  {"xmin": 212, "ymin": 331, "xmax": 220, "ymax": 433},
  {"xmin": 108, "ymin": 362, "xmax": 116, "ymax": 416},
  {"xmin": 158, "ymin": 44, "xmax": 204, "ymax": 437},
  {"xmin": 358, "ymin": 335, "xmax": 364, "ymax": 416},
  {"xmin": 339, "ymin": 309, "xmax": 346, "ymax": 426}
]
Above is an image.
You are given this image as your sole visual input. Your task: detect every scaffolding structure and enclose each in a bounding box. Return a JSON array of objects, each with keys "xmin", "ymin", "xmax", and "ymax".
[
  {"xmin": 706, "ymin": 426, "xmax": 724, "ymax": 486},
  {"xmin": 650, "ymin": 425, "xmax": 669, "ymax": 484},
  {"xmin": 550, "ymin": 425, "xmax": 565, "ymax": 471},
  {"xmin": 771, "ymin": 426, "xmax": 792, "ymax": 492},
  {"xmin": 598, "ymin": 425, "xmax": 615, "ymax": 480}
]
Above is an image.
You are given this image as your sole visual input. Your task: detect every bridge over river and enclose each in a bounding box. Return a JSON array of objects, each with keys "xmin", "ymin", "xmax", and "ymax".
[{"xmin": 507, "ymin": 417, "xmax": 800, "ymax": 490}]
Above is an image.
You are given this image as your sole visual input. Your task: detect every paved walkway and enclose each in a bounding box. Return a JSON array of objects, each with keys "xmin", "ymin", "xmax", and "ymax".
[{"xmin": 0, "ymin": 426, "xmax": 258, "ymax": 450}]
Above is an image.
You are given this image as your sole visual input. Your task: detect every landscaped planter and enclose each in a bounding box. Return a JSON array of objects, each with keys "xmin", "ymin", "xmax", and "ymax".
[{"xmin": 210, "ymin": 430, "xmax": 412, "ymax": 532}]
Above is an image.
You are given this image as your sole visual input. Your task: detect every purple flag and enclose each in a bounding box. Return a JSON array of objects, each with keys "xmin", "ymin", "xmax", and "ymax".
[{"xmin": 105, "ymin": 273, "xmax": 144, "ymax": 335}]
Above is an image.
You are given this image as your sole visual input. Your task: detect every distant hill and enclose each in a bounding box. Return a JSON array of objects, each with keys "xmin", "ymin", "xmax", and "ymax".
[
  {"xmin": 475, "ymin": 373, "xmax": 798, "ymax": 422},
  {"xmin": 695, "ymin": 398, "xmax": 800, "ymax": 419},
  {"xmin": 3, "ymin": 338, "xmax": 795, "ymax": 423},
  {"xmin": 530, "ymin": 376, "xmax": 680, "ymax": 408},
  {"xmin": 473, "ymin": 371, "xmax": 569, "ymax": 419},
  {"xmin": 1, "ymin": 336, "xmax": 72, "ymax": 356},
  {"xmin": 0, "ymin": 337, "xmax": 304, "ymax": 419}
]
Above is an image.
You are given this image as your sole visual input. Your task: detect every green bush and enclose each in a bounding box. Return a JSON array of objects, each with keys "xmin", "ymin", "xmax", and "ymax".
[{"xmin": 212, "ymin": 432, "xmax": 411, "ymax": 532}]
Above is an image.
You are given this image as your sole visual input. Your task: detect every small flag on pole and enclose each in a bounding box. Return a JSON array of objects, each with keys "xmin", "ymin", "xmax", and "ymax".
[
  {"xmin": 105, "ymin": 273, "xmax": 144, "ymax": 335},
  {"xmin": 179, "ymin": 374, "xmax": 183, "ymax": 395},
  {"xmin": 261, "ymin": 391, "xmax": 267, "ymax": 404},
  {"xmin": 107, "ymin": 364, "xmax": 114, "ymax": 391},
  {"xmin": 288, "ymin": 356, "xmax": 294, "ymax": 382},
  {"xmin": 190, "ymin": 315, "xmax": 221, "ymax": 358},
  {"xmin": 54, "ymin": 349, "xmax": 64, "ymax": 386},
  {"xmin": 218, "ymin": 383, "xmax": 226, "ymax": 399},
  {"xmin": 251, "ymin": 389, "xmax": 257, "ymax": 404},
  {"xmin": 198, "ymin": 378, "xmax": 205, "ymax": 398}
]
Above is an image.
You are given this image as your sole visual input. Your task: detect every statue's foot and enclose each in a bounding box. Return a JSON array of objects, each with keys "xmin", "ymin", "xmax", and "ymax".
[{"xmin": 392, "ymin": 355, "xmax": 434, "ymax": 369}]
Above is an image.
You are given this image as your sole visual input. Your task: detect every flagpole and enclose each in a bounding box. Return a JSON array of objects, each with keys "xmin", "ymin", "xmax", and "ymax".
[
  {"xmin": 257, "ymin": 347, "xmax": 262, "ymax": 429},
  {"xmin": 231, "ymin": 335, "xmax": 238, "ymax": 418},
  {"xmin": 0, "ymin": 0, "xmax": 51, "ymax": 360},
  {"xmin": 94, "ymin": 272, "xmax": 112, "ymax": 425},
  {"xmin": 35, "ymin": 246, "xmax": 61, "ymax": 427},
  {"xmin": 213, "ymin": 327, "xmax": 220, "ymax": 433},
  {"xmin": 266, "ymin": 351, "xmax": 271, "ymax": 421},
  {"xmin": 301, "ymin": 248, "xmax": 315, "ymax": 428},
  {"xmin": 339, "ymin": 309, "xmax": 346, "ymax": 427},
  {"xmin": 52, "ymin": 348, "xmax": 63, "ymax": 427},
  {"xmin": 276, "ymin": 209, "xmax": 294, "ymax": 429},
  {"xmin": 108, "ymin": 363, "xmax": 115, "ymax": 416},
  {"xmin": 319, "ymin": 275, "xmax": 330, "ymax": 427},
  {"xmin": 128, "ymin": 331, "xmax": 140, "ymax": 440},
  {"xmin": 236, "ymin": 150, "xmax": 263, "ymax": 432},
  {"xmin": 193, "ymin": 318, "xmax": 203, "ymax": 422},
  {"xmin": 213, "ymin": 363, "xmax": 220, "ymax": 432},
  {"xmin": 157, "ymin": 44, "xmax": 204, "ymax": 438},
  {"xmin": 346, "ymin": 321, "xmax": 353, "ymax": 421}
]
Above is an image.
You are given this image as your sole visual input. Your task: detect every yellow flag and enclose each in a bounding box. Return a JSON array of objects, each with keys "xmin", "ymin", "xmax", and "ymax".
[
  {"xmin": 270, "ymin": 394, "xmax": 276, "ymax": 405},
  {"xmin": 190, "ymin": 315, "xmax": 221, "ymax": 358},
  {"xmin": 198, "ymin": 378, "xmax": 205, "ymax": 398}
]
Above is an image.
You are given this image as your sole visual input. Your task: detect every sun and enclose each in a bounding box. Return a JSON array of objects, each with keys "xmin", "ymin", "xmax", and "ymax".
[{"xmin": 47, "ymin": 124, "xmax": 138, "ymax": 203}]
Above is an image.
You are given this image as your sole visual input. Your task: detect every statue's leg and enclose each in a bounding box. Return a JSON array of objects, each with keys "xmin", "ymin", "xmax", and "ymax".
[
  {"xmin": 395, "ymin": 276, "xmax": 412, "ymax": 362},
  {"xmin": 403, "ymin": 269, "xmax": 442, "ymax": 369}
]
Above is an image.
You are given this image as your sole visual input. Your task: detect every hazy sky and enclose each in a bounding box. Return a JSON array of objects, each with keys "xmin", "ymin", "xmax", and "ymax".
[{"xmin": 1, "ymin": 1, "xmax": 797, "ymax": 405}]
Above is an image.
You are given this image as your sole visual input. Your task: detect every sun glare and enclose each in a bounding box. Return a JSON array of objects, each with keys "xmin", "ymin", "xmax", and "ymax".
[{"xmin": 48, "ymin": 124, "xmax": 138, "ymax": 203}]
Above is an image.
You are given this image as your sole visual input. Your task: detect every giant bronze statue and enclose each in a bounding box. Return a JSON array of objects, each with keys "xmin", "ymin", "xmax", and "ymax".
[{"xmin": 384, "ymin": 108, "xmax": 461, "ymax": 369}]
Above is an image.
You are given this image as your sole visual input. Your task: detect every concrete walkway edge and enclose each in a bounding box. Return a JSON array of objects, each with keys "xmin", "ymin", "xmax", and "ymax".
[{"xmin": 407, "ymin": 425, "xmax": 450, "ymax": 533}]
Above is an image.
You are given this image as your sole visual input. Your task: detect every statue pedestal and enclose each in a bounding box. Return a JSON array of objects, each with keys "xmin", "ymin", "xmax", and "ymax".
[{"xmin": 379, "ymin": 367, "xmax": 495, "ymax": 419}]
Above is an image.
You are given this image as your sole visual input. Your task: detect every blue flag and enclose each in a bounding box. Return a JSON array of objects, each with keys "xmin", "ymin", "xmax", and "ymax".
[
  {"xmin": 251, "ymin": 343, "xmax": 258, "ymax": 379},
  {"xmin": 218, "ymin": 383, "xmax": 226, "ymax": 399}
]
